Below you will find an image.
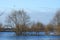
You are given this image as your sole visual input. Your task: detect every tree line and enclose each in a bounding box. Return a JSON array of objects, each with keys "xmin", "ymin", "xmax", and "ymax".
[{"xmin": 0, "ymin": 9, "xmax": 60, "ymax": 36}]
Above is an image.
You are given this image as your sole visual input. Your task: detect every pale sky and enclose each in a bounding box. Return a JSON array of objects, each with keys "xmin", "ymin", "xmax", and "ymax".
[{"xmin": 0, "ymin": 0, "xmax": 60, "ymax": 25}]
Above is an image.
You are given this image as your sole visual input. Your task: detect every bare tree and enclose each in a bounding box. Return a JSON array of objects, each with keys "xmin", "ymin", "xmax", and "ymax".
[
  {"xmin": 0, "ymin": 11, "xmax": 4, "ymax": 32},
  {"xmin": 51, "ymin": 10, "xmax": 60, "ymax": 26},
  {"xmin": 0, "ymin": 23, "xmax": 3, "ymax": 31},
  {"xmin": 50, "ymin": 10, "xmax": 60, "ymax": 35},
  {"xmin": 6, "ymin": 10, "xmax": 30, "ymax": 35}
]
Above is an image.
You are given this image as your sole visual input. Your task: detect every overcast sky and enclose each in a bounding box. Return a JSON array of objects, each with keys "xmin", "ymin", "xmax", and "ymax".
[{"xmin": 0, "ymin": 0, "xmax": 60, "ymax": 25}]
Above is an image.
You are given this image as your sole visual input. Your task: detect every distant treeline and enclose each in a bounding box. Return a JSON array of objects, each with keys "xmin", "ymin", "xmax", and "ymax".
[{"xmin": 0, "ymin": 9, "xmax": 60, "ymax": 36}]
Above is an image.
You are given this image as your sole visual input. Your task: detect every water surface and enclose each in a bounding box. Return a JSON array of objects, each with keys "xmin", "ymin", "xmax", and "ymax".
[{"xmin": 0, "ymin": 32, "xmax": 60, "ymax": 40}]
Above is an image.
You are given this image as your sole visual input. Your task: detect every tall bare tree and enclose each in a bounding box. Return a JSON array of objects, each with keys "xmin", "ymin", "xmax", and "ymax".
[
  {"xmin": 6, "ymin": 10, "xmax": 30, "ymax": 35},
  {"xmin": 50, "ymin": 10, "xmax": 60, "ymax": 35},
  {"xmin": 51, "ymin": 10, "xmax": 60, "ymax": 26}
]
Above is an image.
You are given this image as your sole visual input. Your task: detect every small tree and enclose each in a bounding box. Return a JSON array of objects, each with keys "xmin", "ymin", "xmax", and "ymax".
[
  {"xmin": 55, "ymin": 25, "xmax": 60, "ymax": 35},
  {"xmin": 31, "ymin": 22, "xmax": 44, "ymax": 35},
  {"xmin": 36, "ymin": 22, "xmax": 44, "ymax": 32},
  {"xmin": 45, "ymin": 24, "xmax": 54, "ymax": 35}
]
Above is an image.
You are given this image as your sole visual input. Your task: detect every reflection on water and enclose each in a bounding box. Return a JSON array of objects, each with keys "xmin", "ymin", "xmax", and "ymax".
[{"xmin": 0, "ymin": 32, "xmax": 60, "ymax": 40}]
